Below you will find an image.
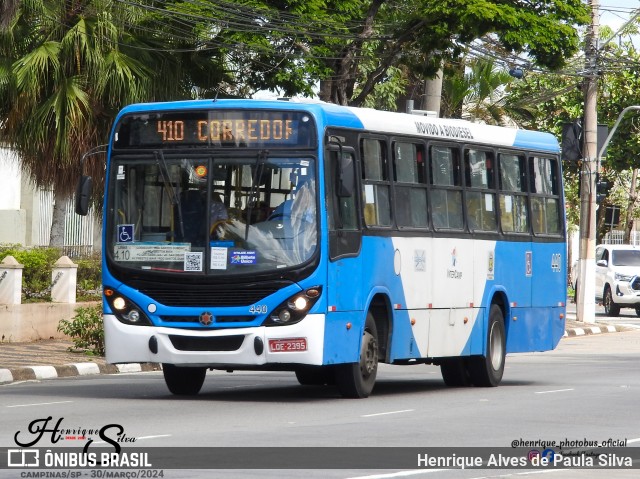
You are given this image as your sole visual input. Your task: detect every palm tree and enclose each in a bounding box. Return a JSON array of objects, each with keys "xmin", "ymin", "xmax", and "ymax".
[
  {"xmin": 441, "ymin": 57, "xmax": 515, "ymax": 125},
  {"xmin": 0, "ymin": 0, "xmax": 223, "ymax": 246}
]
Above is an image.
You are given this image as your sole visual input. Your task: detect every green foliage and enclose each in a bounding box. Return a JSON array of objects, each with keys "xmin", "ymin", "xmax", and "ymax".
[
  {"xmin": 0, "ymin": 246, "xmax": 101, "ymax": 301},
  {"xmin": 0, "ymin": 246, "xmax": 61, "ymax": 301},
  {"xmin": 75, "ymin": 255, "xmax": 102, "ymax": 302},
  {"xmin": 57, "ymin": 304, "xmax": 104, "ymax": 356}
]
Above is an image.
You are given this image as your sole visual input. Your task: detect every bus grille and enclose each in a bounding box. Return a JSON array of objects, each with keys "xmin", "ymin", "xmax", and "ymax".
[
  {"xmin": 160, "ymin": 316, "xmax": 255, "ymax": 324},
  {"xmin": 169, "ymin": 335, "xmax": 245, "ymax": 352},
  {"xmin": 126, "ymin": 280, "xmax": 289, "ymax": 306}
]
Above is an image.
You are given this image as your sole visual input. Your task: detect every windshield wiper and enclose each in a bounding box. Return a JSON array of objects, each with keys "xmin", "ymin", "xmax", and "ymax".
[
  {"xmin": 155, "ymin": 150, "xmax": 184, "ymax": 240},
  {"xmin": 245, "ymin": 149, "xmax": 269, "ymax": 240}
]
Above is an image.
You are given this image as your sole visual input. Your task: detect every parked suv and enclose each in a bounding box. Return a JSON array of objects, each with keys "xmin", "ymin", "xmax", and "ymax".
[{"xmin": 594, "ymin": 244, "xmax": 640, "ymax": 316}]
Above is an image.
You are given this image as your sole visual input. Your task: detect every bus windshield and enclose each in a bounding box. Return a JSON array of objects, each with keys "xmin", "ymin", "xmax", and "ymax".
[{"xmin": 107, "ymin": 153, "xmax": 317, "ymax": 275}]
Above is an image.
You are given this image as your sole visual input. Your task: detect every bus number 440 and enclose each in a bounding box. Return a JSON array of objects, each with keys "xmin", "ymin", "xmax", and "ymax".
[{"xmin": 250, "ymin": 304, "xmax": 268, "ymax": 314}]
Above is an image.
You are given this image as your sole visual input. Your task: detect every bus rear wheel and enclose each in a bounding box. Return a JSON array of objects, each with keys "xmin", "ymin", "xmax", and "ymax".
[
  {"xmin": 467, "ymin": 304, "xmax": 505, "ymax": 387},
  {"xmin": 162, "ymin": 364, "xmax": 207, "ymax": 395},
  {"xmin": 440, "ymin": 358, "xmax": 471, "ymax": 387},
  {"xmin": 335, "ymin": 313, "xmax": 378, "ymax": 398}
]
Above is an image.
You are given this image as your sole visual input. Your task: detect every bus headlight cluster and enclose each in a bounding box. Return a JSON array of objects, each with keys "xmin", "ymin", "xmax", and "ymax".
[
  {"xmin": 264, "ymin": 286, "xmax": 322, "ymax": 326},
  {"xmin": 104, "ymin": 287, "xmax": 152, "ymax": 326}
]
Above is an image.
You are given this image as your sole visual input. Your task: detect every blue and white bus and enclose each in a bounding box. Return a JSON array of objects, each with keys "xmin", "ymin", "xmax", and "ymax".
[{"xmin": 77, "ymin": 99, "xmax": 567, "ymax": 398}]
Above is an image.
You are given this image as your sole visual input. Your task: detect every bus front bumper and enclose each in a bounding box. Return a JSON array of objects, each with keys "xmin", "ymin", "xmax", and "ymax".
[{"xmin": 103, "ymin": 313, "xmax": 325, "ymax": 367}]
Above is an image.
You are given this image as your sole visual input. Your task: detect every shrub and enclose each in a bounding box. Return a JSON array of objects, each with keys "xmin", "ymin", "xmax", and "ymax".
[
  {"xmin": 0, "ymin": 246, "xmax": 61, "ymax": 301},
  {"xmin": 76, "ymin": 255, "xmax": 102, "ymax": 301},
  {"xmin": 0, "ymin": 245, "xmax": 102, "ymax": 301},
  {"xmin": 57, "ymin": 304, "xmax": 104, "ymax": 356}
]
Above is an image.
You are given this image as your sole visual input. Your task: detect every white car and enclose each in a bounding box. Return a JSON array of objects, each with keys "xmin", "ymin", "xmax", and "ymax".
[{"xmin": 594, "ymin": 244, "xmax": 640, "ymax": 316}]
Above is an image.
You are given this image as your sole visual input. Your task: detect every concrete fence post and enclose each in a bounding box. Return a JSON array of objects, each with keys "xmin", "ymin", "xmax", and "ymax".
[
  {"xmin": 0, "ymin": 256, "xmax": 24, "ymax": 305},
  {"xmin": 51, "ymin": 256, "xmax": 78, "ymax": 304}
]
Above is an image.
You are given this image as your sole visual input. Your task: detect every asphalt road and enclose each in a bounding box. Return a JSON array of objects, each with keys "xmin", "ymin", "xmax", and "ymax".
[{"xmin": 2, "ymin": 331, "xmax": 640, "ymax": 479}]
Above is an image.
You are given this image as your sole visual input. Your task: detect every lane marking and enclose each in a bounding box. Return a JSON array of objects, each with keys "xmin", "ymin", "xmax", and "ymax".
[
  {"xmin": 136, "ymin": 434, "xmax": 172, "ymax": 441},
  {"xmin": 346, "ymin": 470, "xmax": 449, "ymax": 479},
  {"xmin": 347, "ymin": 464, "xmax": 574, "ymax": 479},
  {"xmin": 92, "ymin": 434, "xmax": 172, "ymax": 445},
  {"xmin": 7, "ymin": 400, "xmax": 73, "ymax": 408},
  {"xmin": 361, "ymin": 409, "xmax": 414, "ymax": 418},
  {"xmin": 534, "ymin": 388, "xmax": 574, "ymax": 395}
]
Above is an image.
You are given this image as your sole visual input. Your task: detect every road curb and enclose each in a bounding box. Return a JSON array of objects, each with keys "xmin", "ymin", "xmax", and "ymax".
[
  {"xmin": 0, "ymin": 362, "xmax": 161, "ymax": 385},
  {"xmin": 563, "ymin": 324, "xmax": 619, "ymax": 337}
]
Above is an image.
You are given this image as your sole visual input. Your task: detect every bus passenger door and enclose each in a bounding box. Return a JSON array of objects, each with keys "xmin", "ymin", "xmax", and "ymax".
[{"xmin": 325, "ymin": 145, "xmax": 362, "ymax": 312}]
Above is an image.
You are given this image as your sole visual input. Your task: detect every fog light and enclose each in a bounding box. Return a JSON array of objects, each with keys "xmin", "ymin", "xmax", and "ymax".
[
  {"xmin": 126, "ymin": 310, "xmax": 141, "ymax": 322},
  {"xmin": 278, "ymin": 310, "xmax": 292, "ymax": 322},
  {"xmin": 113, "ymin": 297, "xmax": 126, "ymax": 310}
]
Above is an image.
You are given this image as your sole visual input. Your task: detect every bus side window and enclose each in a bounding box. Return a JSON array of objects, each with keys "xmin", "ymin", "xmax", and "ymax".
[
  {"xmin": 360, "ymin": 138, "xmax": 391, "ymax": 227},
  {"xmin": 464, "ymin": 149, "xmax": 497, "ymax": 232},
  {"xmin": 430, "ymin": 145, "xmax": 463, "ymax": 230},
  {"xmin": 530, "ymin": 156, "xmax": 562, "ymax": 235},
  {"xmin": 327, "ymin": 150, "xmax": 358, "ymax": 231},
  {"xmin": 394, "ymin": 141, "xmax": 427, "ymax": 228},
  {"xmin": 498, "ymin": 153, "xmax": 529, "ymax": 233}
]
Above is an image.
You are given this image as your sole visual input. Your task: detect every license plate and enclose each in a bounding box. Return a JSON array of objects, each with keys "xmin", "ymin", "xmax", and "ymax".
[{"xmin": 268, "ymin": 338, "xmax": 307, "ymax": 352}]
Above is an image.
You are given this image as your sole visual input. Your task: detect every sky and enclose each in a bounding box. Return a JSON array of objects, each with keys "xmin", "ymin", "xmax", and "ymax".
[{"xmin": 600, "ymin": 0, "xmax": 639, "ymax": 31}]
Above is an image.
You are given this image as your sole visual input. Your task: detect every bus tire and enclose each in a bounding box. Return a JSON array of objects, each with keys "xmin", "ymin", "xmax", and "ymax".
[
  {"xmin": 295, "ymin": 366, "xmax": 334, "ymax": 386},
  {"xmin": 440, "ymin": 358, "xmax": 471, "ymax": 387},
  {"xmin": 335, "ymin": 313, "xmax": 378, "ymax": 398},
  {"xmin": 162, "ymin": 364, "xmax": 206, "ymax": 395},
  {"xmin": 468, "ymin": 304, "xmax": 505, "ymax": 387}
]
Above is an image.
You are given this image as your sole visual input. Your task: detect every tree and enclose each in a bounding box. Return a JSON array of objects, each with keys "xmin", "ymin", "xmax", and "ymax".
[
  {"xmin": 440, "ymin": 57, "xmax": 516, "ymax": 124},
  {"xmin": 505, "ymin": 23, "xmax": 640, "ymax": 241},
  {"xmin": 0, "ymin": 0, "xmax": 227, "ymax": 246},
  {"xmin": 308, "ymin": 0, "xmax": 590, "ymax": 106}
]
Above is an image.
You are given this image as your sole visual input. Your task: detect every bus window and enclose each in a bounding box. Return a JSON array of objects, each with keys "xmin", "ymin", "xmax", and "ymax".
[
  {"xmin": 430, "ymin": 146, "xmax": 463, "ymax": 230},
  {"xmin": 530, "ymin": 156, "xmax": 561, "ymax": 235},
  {"xmin": 361, "ymin": 138, "xmax": 391, "ymax": 227},
  {"xmin": 327, "ymin": 150, "xmax": 358, "ymax": 231},
  {"xmin": 394, "ymin": 142, "xmax": 427, "ymax": 228},
  {"xmin": 464, "ymin": 149, "xmax": 497, "ymax": 232},
  {"xmin": 498, "ymin": 153, "xmax": 529, "ymax": 233}
]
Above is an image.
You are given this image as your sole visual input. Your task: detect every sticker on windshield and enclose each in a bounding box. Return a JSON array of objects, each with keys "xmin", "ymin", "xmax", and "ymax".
[
  {"xmin": 230, "ymin": 250, "xmax": 257, "ymax": 265},
  {"xmin": 117, "ymin": 224, "xmax": 134, "ymax": 243},
  {"xmin": 211, "ymin": 247, "xmax": 228, "ymax": 270},
  {"xmin": 184, "ymin": 252, "xmax": 203, "ymax": 272}
]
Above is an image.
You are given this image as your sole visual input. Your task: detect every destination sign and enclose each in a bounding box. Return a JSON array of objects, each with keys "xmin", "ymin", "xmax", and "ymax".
[{"xmin": 114, "ymin": 110, "xmax": 316, "ymax": 148}]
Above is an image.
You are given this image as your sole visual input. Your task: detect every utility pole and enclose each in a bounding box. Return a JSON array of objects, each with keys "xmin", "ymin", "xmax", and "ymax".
[{"xmin": 577, "ymin": 0, "xmax": 599, "ymax": 324}]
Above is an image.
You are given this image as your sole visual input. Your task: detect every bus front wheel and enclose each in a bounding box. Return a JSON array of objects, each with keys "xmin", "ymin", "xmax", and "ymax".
[
  {"xmin": 295, "ymin": 366, "xmax": 334, "ymax": 386},
  {"xmin": 467, "ymin": 304, "xmax": 505, "ymax": 387},
  {"xmin": 335, "ymin": 313, "xmax": 378, "ymax": 398},
  {"xmin": 162, "ymin": 364, "xmax": 207, "ymax": 395}
]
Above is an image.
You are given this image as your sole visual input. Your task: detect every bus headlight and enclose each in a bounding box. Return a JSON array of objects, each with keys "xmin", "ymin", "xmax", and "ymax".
[
  {"xmin": 104, "ymin": 288, "xmax": 152, "ymax": 326},
  {"xmin": 264, "ymin": 286, "xmax": 322, "ymax": 326}
]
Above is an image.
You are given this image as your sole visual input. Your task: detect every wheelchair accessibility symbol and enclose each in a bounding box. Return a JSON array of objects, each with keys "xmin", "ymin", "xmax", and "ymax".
[{"xmin": 118, "ymin": 224, "xmax": 134, "ymax": 243}]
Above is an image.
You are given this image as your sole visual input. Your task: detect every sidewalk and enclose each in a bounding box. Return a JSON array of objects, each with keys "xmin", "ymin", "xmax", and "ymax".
[
  {"xmin": 0, "ymin": 318, "xmax": 635, "ymax": 385},
  {"xmin": 0, "ymin": 339, "xmax": 159, "ymax": 384}
]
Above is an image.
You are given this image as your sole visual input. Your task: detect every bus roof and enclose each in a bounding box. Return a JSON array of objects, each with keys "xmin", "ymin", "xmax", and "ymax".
[{"xmin": 116, "ymin": 98, "xmax": 560, "ymax": 153}]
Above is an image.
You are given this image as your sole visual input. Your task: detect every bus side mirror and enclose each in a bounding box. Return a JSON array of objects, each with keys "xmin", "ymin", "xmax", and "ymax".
[
  {"xmin": 75, "ymin": 175, "xmax": 93, "ymax": 216},
  {"xmin": 337, "ymin": 154, "xmax": 354, "ymax": 197}
]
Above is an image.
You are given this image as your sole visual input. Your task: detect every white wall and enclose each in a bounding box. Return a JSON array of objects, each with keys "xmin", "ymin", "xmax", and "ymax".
[
  {"xmin": 0, "ymin": 147, "xmax": 26, "ymax": 243},
  {"xmin": 0, "ymin": 147, "xmax": 21, "ymax": 209}
]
